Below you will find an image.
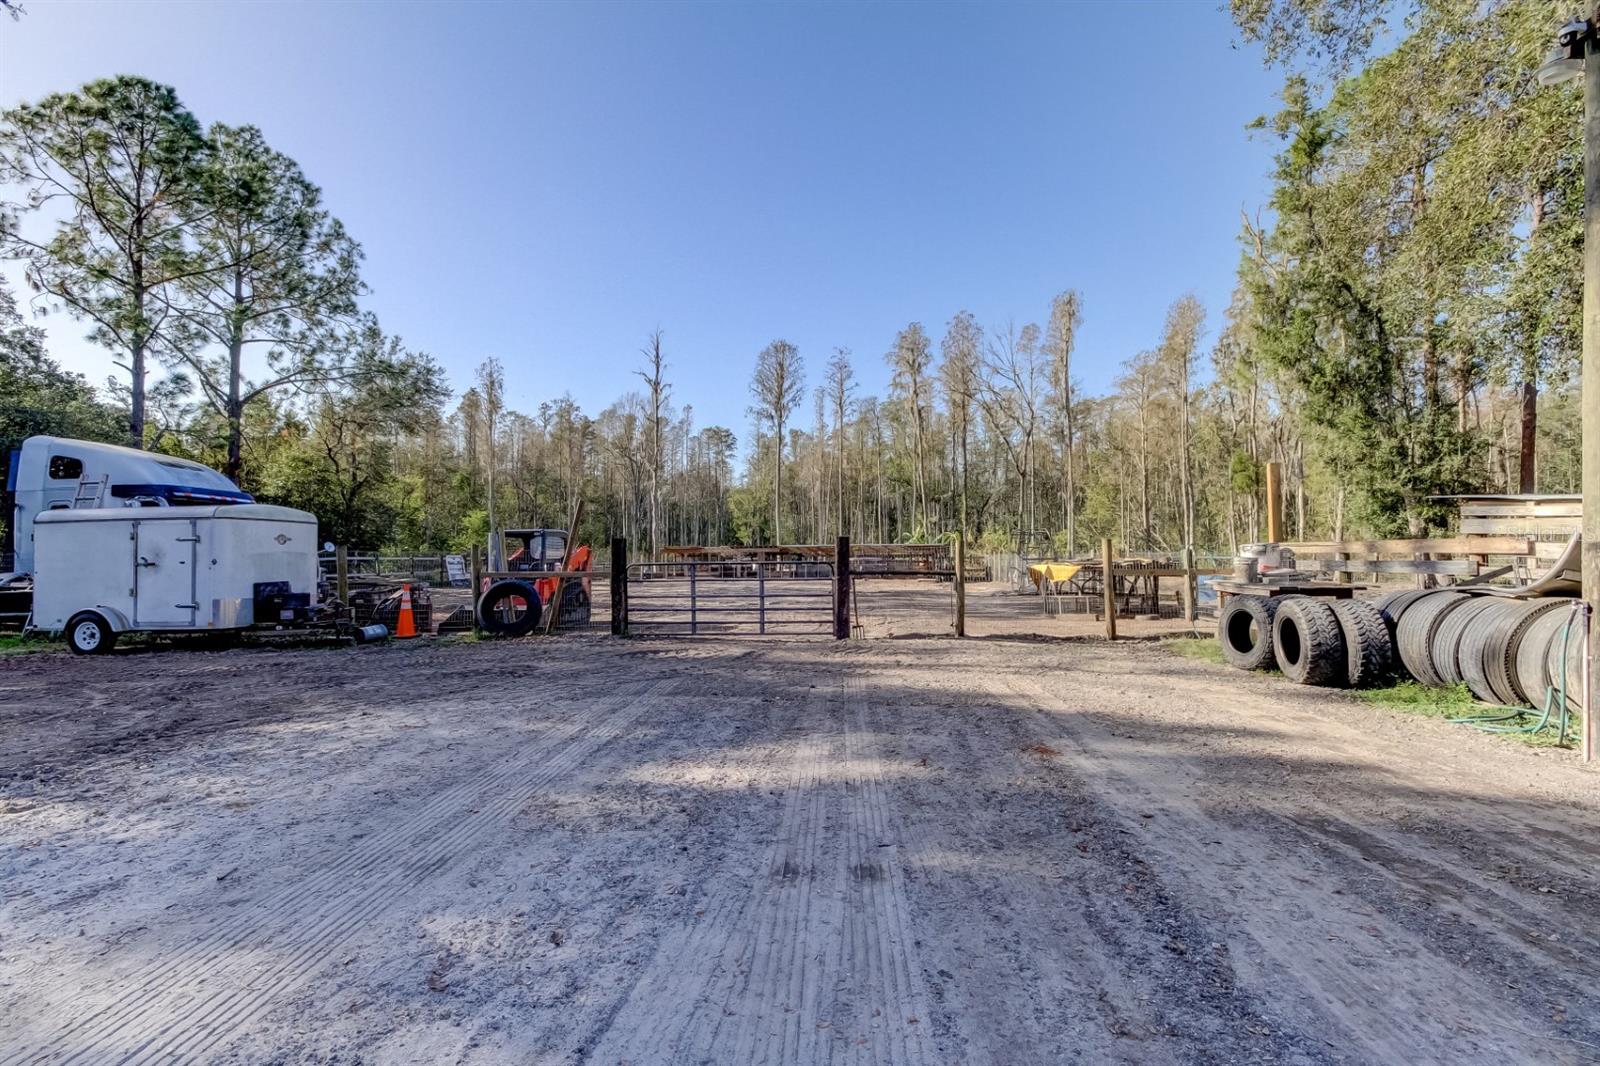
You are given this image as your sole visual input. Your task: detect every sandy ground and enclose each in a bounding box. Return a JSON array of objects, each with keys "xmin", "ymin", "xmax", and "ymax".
[{"xmin": 1, "ymin": 583, "xmax": 1598, "ymax": 1065}]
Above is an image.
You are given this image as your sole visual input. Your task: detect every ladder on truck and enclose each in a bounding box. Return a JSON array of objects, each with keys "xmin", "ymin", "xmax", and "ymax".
[{"xmin": 71, "ymin": 474, "xmax": 108, "ymax": 509}]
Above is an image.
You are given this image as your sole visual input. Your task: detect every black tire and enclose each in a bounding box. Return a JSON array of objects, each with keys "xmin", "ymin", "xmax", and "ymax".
[
  {"xmin": 476, "ymin": 580, "xmax": 542, "ymax": 637},
  {"xmin": 1217, "ymin": 595, "xmax": 1281, "ymax": 671},
  {"xmin": 1331, "ymin": 599, "xmax": 1392, "ymax": 688},
  {"xmin": 1469, "ymin": 599, "xmax": 1568, "ymax": 707},
  {"xmin": 1457, "ymin": 600, "xmax": 1522, "ymax": 705},
  {"xmin": 1430, "ymin": 596, "xmax": 1498, "ymax": 688},
  {"xmin": 1374, "ymin": 589, "xmax": 1431, "ymax": 642},
  {"xmin": 65, "ymin": 611, "xmax": 116, "ymax": 655},
  {"xmin": 1515, "ymin": 607, "xmax": 1568, "ymax": 708},
  {"xmin": 1395, "ymin": 592, "xmax": 1468, "ymax": 686},
  {"xmin": 1544, "ymin": 605, "xmax": 1586, "ymax": 714},
  {"xmin": 1272, "ymin": 597, "xmax": 1347, "ymax": 686}
]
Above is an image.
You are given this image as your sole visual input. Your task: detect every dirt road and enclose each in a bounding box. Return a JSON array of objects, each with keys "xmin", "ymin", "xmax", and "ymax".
[{"xmin": 2, "ymin": 591, "xmax": 1598, "ymax": 1063}]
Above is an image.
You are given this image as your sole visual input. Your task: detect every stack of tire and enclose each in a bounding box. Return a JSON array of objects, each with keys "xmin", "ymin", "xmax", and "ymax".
[
  {"xmin": 1216, "ymin": 594, "xmax": 1393, "ymax": 688},
  {"xmin": 1385, "ymin": 589, "xmax": 1582, "ymax": 711}
]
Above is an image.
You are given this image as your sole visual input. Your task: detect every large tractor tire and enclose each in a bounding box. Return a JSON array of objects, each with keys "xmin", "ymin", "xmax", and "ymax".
[
  {"xmin": 1374, "ymin": 589, "xmax": 1431, "ymax": 641},
  {"xmin": 1331, "ymin": 599, "xmax": 1392, "ymax": 688},
  {"xmin": 1395, "ymin": 592, "xmax": 1469, "ymax": 687},
  {"xmin": 1430, "ymin": 596, "xmax": 1498, "ymax": 688},
  {"xmin": 476, "ymin": 579, "xmax": 542, "ymax": 637},
  {"xmin": 1217, "ymin": 595, "xmax": 1281, "ymax": 671},
  {"xmin": 1272, "ymin": 596, "xmax": 1347, "ymax": 686}
]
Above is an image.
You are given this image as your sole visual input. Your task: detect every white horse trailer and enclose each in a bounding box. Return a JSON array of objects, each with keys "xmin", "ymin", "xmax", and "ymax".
[{"xmin": 31, "ymin": 504, "xmax": 321, "ymax": 654}]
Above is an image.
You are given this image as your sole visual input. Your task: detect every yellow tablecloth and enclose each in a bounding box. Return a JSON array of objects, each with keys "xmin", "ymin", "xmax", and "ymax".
[{"xmin": 1028, "ymin": 562, "xmax": 1083, "ymax": 589}]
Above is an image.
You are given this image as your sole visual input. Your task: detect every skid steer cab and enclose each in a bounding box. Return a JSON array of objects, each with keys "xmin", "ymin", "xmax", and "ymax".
[{"xmin": 476, "ymin": 528, "xmax": 593, "ymax": 637}]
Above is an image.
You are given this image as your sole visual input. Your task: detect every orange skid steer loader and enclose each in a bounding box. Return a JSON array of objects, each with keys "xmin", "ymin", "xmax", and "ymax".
[{"xmin": 475, "ymin": 529, "xmax": 593, "ymax": 637}]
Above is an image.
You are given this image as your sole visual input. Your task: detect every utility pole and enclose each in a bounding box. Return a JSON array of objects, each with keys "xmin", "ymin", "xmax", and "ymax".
[{"xmin": 1538, "ymin": 17, "xmax": 1600, "ymax": 763}]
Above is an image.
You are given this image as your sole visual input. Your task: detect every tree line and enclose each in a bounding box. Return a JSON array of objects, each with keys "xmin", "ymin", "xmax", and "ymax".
[{"xmin": 0, "ymin": 2, "xmax": 1586, "ymax": 559}]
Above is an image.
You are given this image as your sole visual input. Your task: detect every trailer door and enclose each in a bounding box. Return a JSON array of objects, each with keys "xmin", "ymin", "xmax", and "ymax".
[{"xmin": 133, "ymin": 519, "xmax": 200, "ymax": 627}]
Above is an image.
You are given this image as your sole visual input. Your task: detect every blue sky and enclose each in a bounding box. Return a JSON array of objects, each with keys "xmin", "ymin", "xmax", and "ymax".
[{"xmin": 2, "ymin": 0, "xmax": 1282, "ymax": 443}]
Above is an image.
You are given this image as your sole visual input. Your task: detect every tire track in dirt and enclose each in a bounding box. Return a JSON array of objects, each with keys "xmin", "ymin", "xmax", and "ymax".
[
  {"xmin": 837, "ymin": 674, "xmax": 931, "ymax": 1066},
  {"xmin": 587, "ymin": 682, "xmax": 834, "ymax": 1063},
  {"xmin": 20, "ymin": 676, "xmax": 678, "ymax": 1066},
  {"xmin": 1006, "ymin": 674, "xmax": 1591, "ymax": 1064},
  {"xmin": 585, "ymin": 672, "xmax": 932, "ymax": 1065}
]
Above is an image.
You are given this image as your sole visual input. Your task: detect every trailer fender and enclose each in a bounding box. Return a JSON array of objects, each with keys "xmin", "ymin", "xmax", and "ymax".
[{"xmin": 89, "ymin": 605, "xmax": 132, "ymax": 633}]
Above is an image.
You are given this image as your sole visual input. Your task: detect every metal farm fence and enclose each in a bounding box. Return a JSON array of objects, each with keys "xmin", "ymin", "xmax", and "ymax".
[{"xmin": 624, "ymin": 559, "xmax": 836, "ymax": 636}]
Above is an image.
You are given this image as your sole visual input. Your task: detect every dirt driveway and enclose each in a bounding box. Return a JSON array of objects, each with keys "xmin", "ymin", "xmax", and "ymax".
[{"xmin": 2, "ymin": 590, "xmax": 1598, "ymax": 1064}]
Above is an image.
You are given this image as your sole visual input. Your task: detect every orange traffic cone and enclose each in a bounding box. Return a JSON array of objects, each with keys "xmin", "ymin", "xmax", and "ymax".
[{"xmin": 394, "ymin": 583, "xmax": 418, "ymax": 639}]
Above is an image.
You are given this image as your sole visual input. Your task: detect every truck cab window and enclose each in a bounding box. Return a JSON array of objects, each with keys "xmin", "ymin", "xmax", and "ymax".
[{"xmin": 48, "ymin": 456, "xmax": 83, "ymax": 480}]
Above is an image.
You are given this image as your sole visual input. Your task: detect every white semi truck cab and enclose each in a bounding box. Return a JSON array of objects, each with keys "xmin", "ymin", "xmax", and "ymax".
[
  {"xmin": 3, "ymin": 435, "xmax": 253, "ymax": 579},
  {"xmin": 0, "ymin": 436, "xmax": 345, "ymax": 653}
]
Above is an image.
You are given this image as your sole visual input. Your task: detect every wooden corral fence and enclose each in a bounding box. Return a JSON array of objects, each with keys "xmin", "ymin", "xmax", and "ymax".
[{"xmin": 1284, "ymin": 494, "xmax": 1581, "ymax": 588}]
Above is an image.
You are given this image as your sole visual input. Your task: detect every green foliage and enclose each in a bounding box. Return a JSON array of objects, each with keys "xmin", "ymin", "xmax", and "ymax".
[
  {"xmin": 0, "ymin": 278, "xmax": 122, "ymax": 444},
  {"xmin": 0, "ymin": 75, "xmax": 208, "ymax": 445}
]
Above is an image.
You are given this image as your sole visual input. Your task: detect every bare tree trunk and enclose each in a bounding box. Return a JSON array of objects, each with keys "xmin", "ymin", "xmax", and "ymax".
[{"xmin": 1519, "ymin": 379, "xmax": 1538, "ymax": 493}]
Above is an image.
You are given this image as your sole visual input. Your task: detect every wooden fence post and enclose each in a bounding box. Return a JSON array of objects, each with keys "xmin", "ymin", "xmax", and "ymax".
[
  {"xmin": 953, "ymin": 534, "xmax": 967, "ymax": 637},
  {"xmin": 1181, "ymin": 545, "xmax": 1197, "ymax": 622},
  {"xmin": 834, "ymin": 536, "xmax": 851, "ymax": 639},
  {"xmin": 1101, "ymin": 537, "xmax": 1117, "ymax": 641},
  {"xmin": 611, "ymin": 537, "xmax": 628, "ymax": 636},
  {"xmin": 470, "ymin": 546, "xmax": 482, "ymax": 635},
  {"xmin": 335, "ymin": 544, "xmax": 349, "ymax": 604},
  {"xmin": 1265, "ymin": 461, "xmax": 1284, "ymax": 543}
]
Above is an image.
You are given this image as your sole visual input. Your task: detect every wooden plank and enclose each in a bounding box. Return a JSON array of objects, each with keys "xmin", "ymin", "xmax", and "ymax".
[
  {"xmin": 1283, "ymin": 537, "xmax": 1531, "ymax": 556},
  {"xmin": 1459, "ymin": 501, "xmax": 1582, "ymax": 518},
  {"xmin": 1303, "ymin": 558, "xmax": 1477, "ymax": 576},
  {"xmin": 1460, "ymin": 517, "xmax": 1582, "ymax": 536}
]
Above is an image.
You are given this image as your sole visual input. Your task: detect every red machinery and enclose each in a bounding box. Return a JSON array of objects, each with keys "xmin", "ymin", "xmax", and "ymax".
[{"xmin": 477, "ymin": 528, "xmax": 593, "ymax": 635}]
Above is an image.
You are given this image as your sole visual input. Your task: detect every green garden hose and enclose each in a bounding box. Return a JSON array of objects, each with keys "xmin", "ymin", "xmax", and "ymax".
[{"xmin": 1449, "ymin": 602, "xmax": 1586, "ymax": 743}]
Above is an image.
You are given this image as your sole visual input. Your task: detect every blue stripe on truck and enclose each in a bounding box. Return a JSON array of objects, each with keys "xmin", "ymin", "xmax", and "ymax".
[{"xmin": 109, "ymin": 483, "xmax": 255, "ymax": 504}]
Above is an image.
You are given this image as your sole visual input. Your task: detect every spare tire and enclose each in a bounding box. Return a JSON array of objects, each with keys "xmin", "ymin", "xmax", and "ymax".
[
  {"xmin": 476, "ymin": 579, "xmax": 542, "ymax": 637},
  {"xmin": 1217, "ymin": 595, "xmax": 1282, "ymax": 671},
  {"xmin": 1431, "ymin": 596, "xmax": 1498, "ymax": 688},
  {"xmin": 1331, "ymin": 599, "xmax": 1392, "ymax": 688},
  {"xmin": 1374, "ymin": 589, "xmax": 1431, "ymax": 641},
  {"xmin": 1395, "ymin": 592, "xmax": 1469, "ymax": 686},
  {"xmin": 1272, "ymin": 596, "xmax": 1346, "ymax": 686}
]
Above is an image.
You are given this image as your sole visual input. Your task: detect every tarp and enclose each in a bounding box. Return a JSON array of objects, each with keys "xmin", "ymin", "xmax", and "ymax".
[{"xmin": 1028, "ymin": 562, "xmax": 1083, "ymax": 590}]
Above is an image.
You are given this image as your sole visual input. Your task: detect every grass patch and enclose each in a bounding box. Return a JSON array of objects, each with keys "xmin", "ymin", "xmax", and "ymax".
[
  {"xmin": 1164, "ymin": 635, "xmax": 1225, "ymax": 665},
  {"xmin": 0, "ymin": 633, "xmax": 56, "ymax": 656},
  {"xmin": 1354, "ymin": 680, "xmax": 1576, "ymax": 748}
]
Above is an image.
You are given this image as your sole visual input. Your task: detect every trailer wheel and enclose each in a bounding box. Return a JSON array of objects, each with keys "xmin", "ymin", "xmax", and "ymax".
[
  {"xmin": 477, "ymin": 580, "xmax": 542, "ymax": 637},
  {"xmin": 66, "ymin": 611, "xmax": 116, "ymax": 656}
]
